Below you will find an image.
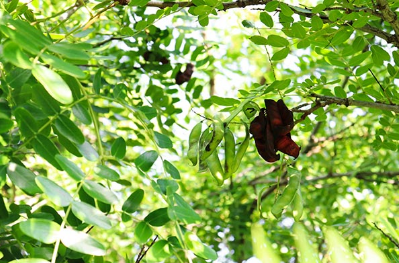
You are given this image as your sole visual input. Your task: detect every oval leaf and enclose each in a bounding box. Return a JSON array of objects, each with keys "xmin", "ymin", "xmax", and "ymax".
[
  {"xmin": 134, "ymin": 150, "xmax": 159, "ymax": 172},
  {"xmin": 154, "ymin": 131, "xmax": 173, "ymax": 149},
  {"xmin": 77, "ymin": 141, "xmax": 100, "ymax": 161},
  {"xmin": 71, "ymin": 201, "xmax": 112, "ymax": 229},
  {"xmin": 122, "ymin": 189, "xmax": 144, "ymax": 213},
  {"xmin": 32, "ymin": 134, "xmax": 62, "ymax": 170},
  {"xmin": 7, "ymin": 162, "xmax": 42, "ymax": 195},
  {"xmin": 144, "ymin": 207, "xmax": 170, "ymax": 227},
  {"xmin": 94, "ymin": 165, "xmax": 120, "ymax": 181},
  {"xmin": 55, "ymin": 154, "xmax": 85, "ymax": 181},
  {"xmin": 111, "ymin": 137, "xmax": 126, "ymax": 159},
  {"xmin": 54, "ymin": 114, "xmax": 85, "ymax": 145},
  {"xmin": 163, "ymin": 160, "xmax": 181, "ymax": 179},
  {"xmin": 184, "ymin": 232, "xmax": 217, "ymax": 260},
  {"xmin": 19, "ymin": 218, "xmax": 60, "ymax": 244},
  {"xmin": 60, "ymin": 228, "xmax": 106, "ymax": 256},
  {"xmin": 36, "ymin": 176, "xmax": 73, "ymax": 207},
  {"xmin": 134, "ymin": 221, "xmax": 153, "ymax": 244},
  {"xmin": 31, "ymin": 64, "xmax": 73, "ymax": 104},
  {"xmin": 83, "ymin": 180, "xmax": 118, "ymax": 204}
]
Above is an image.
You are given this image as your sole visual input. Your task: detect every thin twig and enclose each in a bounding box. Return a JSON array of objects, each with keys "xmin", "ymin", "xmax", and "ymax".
[
  {"xmin": 136, "ymin": 235, "xmax": 158, "ymax": 263},
  {"xmin": 373, "ymin": 222, "xmax": 399, "ymax": 249}
]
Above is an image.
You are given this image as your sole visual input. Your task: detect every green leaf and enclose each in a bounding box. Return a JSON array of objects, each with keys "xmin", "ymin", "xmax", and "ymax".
[
  {"xmin": 198, "ymin": 14, "xmax": 209, "ymax": 27},
  {"xmin": 312, "ymin": 3, "xmax": 326, "ymax": 13},
  {"xmin": 134, "ymin": 221, "xmax": 153, "ymax": 244},
  {"xmin": 265, "ymin": 1, "xmax": 279, "ymax": 12},
  {"xmin": 271, "ymin": 47, "xmax": 290, "ymax": 60},
  {"xmin": 93, "ymin": 68, "xmax": 102, "ymax": 94},
  {"xmin": 334, "ymin": 86, "xmax": 347, "ymax": 98},
  {"xmin": 55, "ymin": 155, "xmax": 85, "ymax": 181},
  {"xmin": 311, "ymin": 15, "xmax": 323, "ymax": 30},
  {"xmin": 41, "ymin": 53, "xmax": 85, "ymax": 79},
  {"xmin": 94, "ymin": 165, "xmax": 120, "ymax": 181},
  {"xmin": 249, "ymin": 35, "xmax": 268, "ymax": 45},
  {"xmin": 122, "ymin": 189, "xmax": 144, "ymax": 213},
  {"xmin": 6, "ymin": 68, "xmax": 31, "ymax": 89},
  {"xmin": 267, "ymin": 35, "xmax": 289, "ymax": 47},
  {"xmin": 371, "ymin": 45, "xmax": 390, "ymax": 65},
  {"xmin": 8, "ymin": 19, "xmax": 52, "ymax": 47},
  {"xmin": 36, "ymin": 176, "xmax": 73, "ymax": 207},
  {"xmin": 331, "ymin": 27, "xmax": 353, "ymax": 46},
  {"xmin": 145, "ymin": 240, "xmax": 171, "ymax": 262},
  {"xmin": 163, "ymin": 160, "xmax": 181, "ymax": 179},
  {"xmin": 111, "ymin": 137, "xmax": 126, "ymax": 159},
  {"xmin": 135, "ymin": 150, "xmax": 159, "ymax": 172},
  {"xmin": 31, "ymin": 64, "xmax": 73, "ymax": 104},
  {"xmin": 184, "ymin": 232, "xmax": 217, "ymax": 260},
  {"xmin": 267, "ymin": 79, "xmax": 291, "ymax": 91},
  {"xmin": 32, "ymin": 134, "xmax": 62, "ymax": 170},
  {"xmin": 154, "ymin": 131, "xmax": 173, "ymax": 149},
  {"xmin": 6, "ymin": 0, "xmax": 19, "ymax": 12},
  {"xmin": 260, "ymin": 12, "xmax": 273, "ymax": 28},
  {"xmin": 157, "ymin": 179, "xmax": 179, "ymax": 195},
  {"xmin": 48, "ymin": 43, "xmax": 90, "ymax": 61},
  {"xmin": 54, "ymin": 114, "xmax": 85, "ymax": 145},
  {"xmin": 138, "ymin": 106, "xmax": 157, "ymax": 120},
  {"xmin": 193, "ymin": 5, "xmax": 212, "ymax": 15},
  {"xmin": 19, "ymin": 218, "xmax": 60, "ymax": 244},
  {"xmin": 72, "ymin": 103, "xmax": 92, "ymax": 125},
  {"xmin": 168, "ymin": 194, "xmax": 201, "ymax": 224},
  {"xmin": 61, "ymin": 228, "xmax": 106, "ymax": 256},
  {"xmin": 242, "ymin": 20, "xmax": 255, "ymax": 28},
  {"xmin": 32, "ymin": 84, "xmax": 60, "ymax": 115},
  {"xmin": 144, "ymin": 207, "xmax": 170, "ymax": 227},
  {"xmin": 3, "ymin": 41, "xmax": 32, "ymax": 69},
  {"xmin": 7, "ymin": 162, "xmax": 42, "ymax": 195},
  {"xmin": 14, "ymin": 107, "xmax": 38, "ymax": 137},
  {"xmin": 210, "ymin": 95, "xmax": 240, "ymax": 106},
  {"xmin": 83, "ymin": 180, "xmax": 118, "ymax": 204},
  {"xmin": 352, "ymin": 93, "xmax": 374, "ymax": 102},
  {"xmin": 280, "ymin": 3, "xmax": 294, "ymax": 16},
  {"xmin": 291, "ymin": 23, "xmax": 307, "ymax": 38},
  {"xmin": 77, "ymin": 141, "xmax": 100, "ymax": 161},
  {"xmin": 71, "ymin": 201, "xmax": 112, "ymax": 229},
  {"xmin": 348, "ymin": 51, "xmax": 371, "ymax": 66},
  {"xmin": 0, "ymin": 115, "xmax": 14, "ymax": 133}
]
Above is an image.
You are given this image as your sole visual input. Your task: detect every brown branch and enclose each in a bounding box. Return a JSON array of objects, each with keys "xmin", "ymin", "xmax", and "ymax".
[
  {"xmin": 136, "ymin": 235, "xmax": 158, "ymax": 263},
  {"xmin": 373, "ymin": 222, "xmax": 399, "ymax": 249},
  {"xmin": 309, "ymin": 93, "xmax": 399, "ymax": 112},
  {"xmin": 375, "ymin": 0, "xmax": 399, "ymax": 43}
]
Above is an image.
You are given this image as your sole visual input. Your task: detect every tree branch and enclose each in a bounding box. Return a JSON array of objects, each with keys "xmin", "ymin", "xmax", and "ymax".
[
  {"xmin": 373, "ymin": 222, "xmax": 399, "ymax": 250},
  {"xmin": 292, "ymin": 94, "xmax": 399, "ymax": 123},
  {"xmin": 310, "ymin": 93, "xmax": 399, "ymax": 113},
  {"xmin": 375, "ymin": 0, "xmax": 399, "ymax": 43},
  {"xmin": 145, "ymin": 0, "xmax": 399, "ymax": 47}
]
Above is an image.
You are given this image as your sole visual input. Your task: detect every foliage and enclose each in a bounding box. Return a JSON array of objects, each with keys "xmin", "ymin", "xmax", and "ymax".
[{"xmin": 1, "ymin": 0, "xmax": 399, "ymax": 262}]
